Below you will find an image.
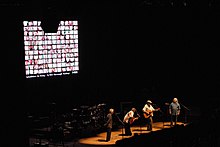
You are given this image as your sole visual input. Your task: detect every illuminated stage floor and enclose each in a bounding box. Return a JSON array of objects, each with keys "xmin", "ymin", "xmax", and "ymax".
[
  {"xmin": 29, "ymin": 121, "xmax": 187, "ymax": 147},
  {"xmin": 77, "ymin": 121, "xmax": 186, "ymax": 146}
]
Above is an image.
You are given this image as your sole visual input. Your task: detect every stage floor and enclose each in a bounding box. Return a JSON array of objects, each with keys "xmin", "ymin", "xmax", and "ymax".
[
  {"xmin": 78, "ymin": 121, "xmax": 186, "ymax": 146},
  {"xmin": 29, "ymin": 121, "xmax": 187, "ymax": 147}
]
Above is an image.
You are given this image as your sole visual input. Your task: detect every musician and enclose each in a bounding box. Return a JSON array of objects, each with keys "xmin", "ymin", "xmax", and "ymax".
[
  {"xmin": 169, "ymin": 97, "xmax": 181, "ymax": 127},
  {"xmin": 123, "ymin": 108, "xmax": 139, "ymax": 136},
  {"xmin": 142, "ymin": 100, "xmax": 156, "ymax": 131},
  {"xmin": 104, "ymin": 108, "xmax": 114, "ymax": 142}
]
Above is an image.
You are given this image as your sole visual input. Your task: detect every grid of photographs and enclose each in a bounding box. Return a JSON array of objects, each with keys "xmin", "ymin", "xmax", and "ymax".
[{"xmin": 23, "ymin": 20, "xmax": 79, "ymax": 78}]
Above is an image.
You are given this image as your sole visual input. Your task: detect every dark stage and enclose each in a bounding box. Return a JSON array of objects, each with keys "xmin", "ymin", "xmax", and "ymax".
[{"xmin": 1, "ymin": 0, "xmax": 220, "ymax": 147}]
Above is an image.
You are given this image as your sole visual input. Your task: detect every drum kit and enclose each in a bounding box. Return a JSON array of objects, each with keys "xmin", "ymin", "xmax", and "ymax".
[
  {"xmin": 58, "ymin": 103, "xmax": 106, "ymax": 138},
  {"xmin": 29, "ymin": 102, "xmax": 107, "ymax": 143},
  {"xmin": 78, "ymin": 103, "xmax": 106, "ymax": 127}
]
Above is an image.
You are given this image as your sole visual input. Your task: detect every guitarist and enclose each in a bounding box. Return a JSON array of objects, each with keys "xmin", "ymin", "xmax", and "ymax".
[
  {"xmin": 123, "ymin": 108, "xmax": 139, "ymax": 136},
  {"xmin": 142, "ymin": 100, "xmax": 159, "ymax": 131}
]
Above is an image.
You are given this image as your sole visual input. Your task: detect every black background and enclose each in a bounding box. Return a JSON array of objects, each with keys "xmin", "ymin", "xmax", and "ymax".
[{"xmin": 1, "ymin": 0, "xmax": 220, "ymax": 146}]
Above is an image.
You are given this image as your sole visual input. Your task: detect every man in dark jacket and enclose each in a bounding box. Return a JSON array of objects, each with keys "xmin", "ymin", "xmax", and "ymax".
[{"xmin": 104, "ymin": 108, "xmax": 114, "ymax": 141}]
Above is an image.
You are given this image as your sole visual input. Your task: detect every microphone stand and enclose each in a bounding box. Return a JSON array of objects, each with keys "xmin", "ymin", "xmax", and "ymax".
[
  {"xmin": 114, "ymin": 113, "xmax": 124, "ymax": 139},
  {"xmin": 152, "ymin": 104, "xmax": 164, "ymax": 116},
  {"xmin": 179, "ymin": 103, "xmax": 190, "ymax": 124},
  {"xmin": 152, "ymin": 103, "xmax": 164, "ymax": 128},
  {"xmin": 136, "ymin": 112, "xmax": 142, "ymax": 133}
]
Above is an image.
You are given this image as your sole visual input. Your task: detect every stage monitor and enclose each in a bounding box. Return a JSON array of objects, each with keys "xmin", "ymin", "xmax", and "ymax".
[{"xmin": 23, "ymin": 20, "xmax": 79, "ymax": 78}]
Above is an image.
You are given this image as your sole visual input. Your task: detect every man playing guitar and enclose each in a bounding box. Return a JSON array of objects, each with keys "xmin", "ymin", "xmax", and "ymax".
[
  {"xmin": 123, "ymin": 108, "xmax": 139, "ymax": 136},
  {"xmin": 142, "ymin": 100, "xmax": 160, "ymax": 131}
]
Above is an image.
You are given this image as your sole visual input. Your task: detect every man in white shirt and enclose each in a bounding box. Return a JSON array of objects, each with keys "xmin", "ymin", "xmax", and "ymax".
[
  {"xmin": 142, "ymin": 100, "xmax": 155, "ymax": 131},
  {"xmin": 123, "ymin": 108, "xmax": 137, "ymax": 136}
]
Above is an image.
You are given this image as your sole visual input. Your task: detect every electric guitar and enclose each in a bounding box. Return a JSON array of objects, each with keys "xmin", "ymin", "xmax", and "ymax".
[{"xmin": 143, "ymin": 108, "xmax": 160, "ymax": 119}]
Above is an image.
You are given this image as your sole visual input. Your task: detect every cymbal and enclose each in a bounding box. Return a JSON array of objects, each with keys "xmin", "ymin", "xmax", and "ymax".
[
  {"xmin": 165, "ymin": 103, "xmax": 170, "ymax": 106},
  {"xmin": 80, "ymin": 105, "xmax": 89, "ymax": 109},
  {"xmin": 97, "ymin": 103, "xmax": 106, "ymax": 107},
  {"xmin": 88, "ymin": 105, "xmax": 96, "ymax": 110}
]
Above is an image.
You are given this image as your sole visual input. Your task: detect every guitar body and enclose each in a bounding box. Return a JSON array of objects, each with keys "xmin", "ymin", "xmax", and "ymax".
[
  {"xmin": 129, "ymin": 117, "xmax": 139, "ymax": 124},
  {"xmin": 143, "ymin": 112, "xmax": 152, "ymax": 119},
  {"xmin": 143, "ymin": 108, "xmax": 160, "ymax": 119}
]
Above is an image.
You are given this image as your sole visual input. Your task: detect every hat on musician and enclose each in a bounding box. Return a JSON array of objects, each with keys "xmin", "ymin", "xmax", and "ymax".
[{"xmin": 147, "ymin": 100, "xmax": 152, "ymax": 104}]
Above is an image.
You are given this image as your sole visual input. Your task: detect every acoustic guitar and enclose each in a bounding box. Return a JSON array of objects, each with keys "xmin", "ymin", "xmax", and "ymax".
[
  {"xmin": 129, "ymin": 116, "xmax": 139, "ymax": 124},
  {"xmin": 143, "ymin": 112, "xmax": 152, "ymax": 119},
  {"xmin": 143, "ymin": 108, "xmax": 160, "ymax": 119}
]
